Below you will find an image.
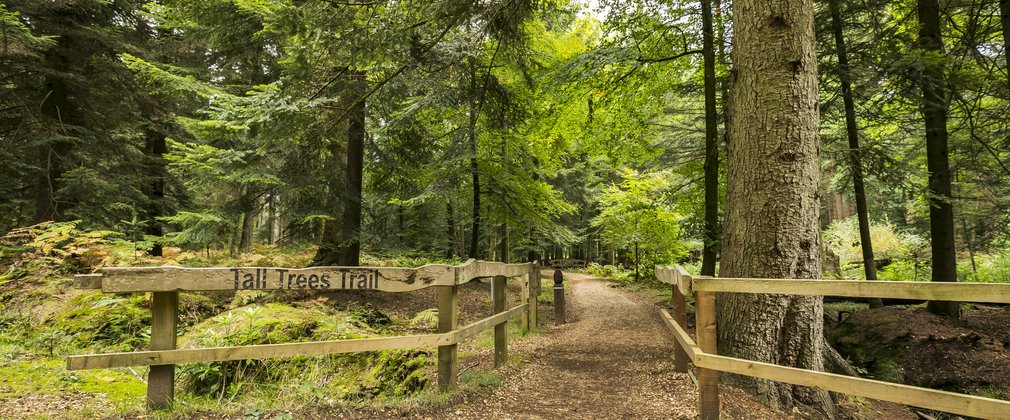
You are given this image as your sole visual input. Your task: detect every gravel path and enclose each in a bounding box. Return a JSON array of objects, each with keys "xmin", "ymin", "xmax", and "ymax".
[{"xmin": 451, "ymin": 272, "xmax": 701, "ymax": 419}]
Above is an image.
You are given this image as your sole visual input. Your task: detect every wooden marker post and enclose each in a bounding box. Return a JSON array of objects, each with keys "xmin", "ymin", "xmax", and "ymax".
[
  {"xmin": 672, "ymin": 284, "xmax": 689, "ymax": 373},
  {"xmin": 148, "ymin": 291, "xmax": 178, "ymax": 410},
  {"xmin": 437, "ymin": 285, "xmax": 458, "ymax": 392},
  {"xmin": 553, "ymin": 268, "xmax": 565, "ymax": 324},
  {"xmin": 493, "ymin": 275, "xmax": 507, "ymax": 367},
  {"xmin": 695, "ymin": 287, "xmax": 719, "ymax": 420}
]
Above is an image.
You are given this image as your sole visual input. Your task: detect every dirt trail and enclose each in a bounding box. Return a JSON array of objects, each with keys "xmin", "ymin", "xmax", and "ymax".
[{"xmin": 451, "ymin": 272, "xmax": 700, "ymax": 419}]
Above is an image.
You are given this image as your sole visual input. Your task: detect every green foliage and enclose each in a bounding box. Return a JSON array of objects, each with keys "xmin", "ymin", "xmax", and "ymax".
[
  {"xmin": 158, "ymin": 211, "xmax": 235, "ymax": 251},
  {"xmin": 823, "ymin": 217, "xmax": 927, "ymax": 265},
  {"xmin": 51, "ymin": 293, "xmax": 151, "ymax": 352},
  {"xmin": 0, "ymin": 221, "xmax": 123, "ymax": 280},
  {"xmin": 585, "ymin": 262, "xmax": 630, "ymax": 282},
  {"xmin": 591, "ymin": 169, "xmax": 686, "ymax": 279},
  {"xmin": 178, "ymin": 303, "xmax": 429, "ymax": 400},
  {"xmin": 874, "ymin": 258, "xmax": 930, "ymax": 282}
]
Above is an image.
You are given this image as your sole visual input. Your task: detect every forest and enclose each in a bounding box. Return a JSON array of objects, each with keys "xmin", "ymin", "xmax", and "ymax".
[{"xmin": 1, "ymin": 0, "xmax": 1010, "ymax": 418}]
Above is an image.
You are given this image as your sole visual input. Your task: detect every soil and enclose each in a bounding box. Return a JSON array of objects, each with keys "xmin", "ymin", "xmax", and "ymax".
[
  {"xmin": 401, "ymin": 272, "xmax": 793, "ymax": 419},
  {"xmin": 828, "ymin": 304, "xmax": 1010, "ymax": 395}
]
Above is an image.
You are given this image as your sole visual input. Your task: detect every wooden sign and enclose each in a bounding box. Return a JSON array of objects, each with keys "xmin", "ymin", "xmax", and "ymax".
[{"xmin": 98, "ymin": 264, "xmax": 456, "ymax": 293}]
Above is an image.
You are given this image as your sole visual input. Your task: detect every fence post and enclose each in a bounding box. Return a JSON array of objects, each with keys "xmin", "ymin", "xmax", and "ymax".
[
  {"xmin": 520, "ymin": 271, "xmax": 530, "ymax": 333},
  {"xmin": 696, "ymin": 287, "xmax": 719, "ymax": 420},
  {"xmin": 553, "ymin": 268, "xmax": 565, "ymax": 324},
  {"xmin": 148, "ymin": 291, "xmax": 178, "ymax": 410},
  {"xmin": 530, "ymin": 263, "xmax": 539, "ymax": 328},
  {"xmin": 493, "ymin": 275, "xmax": 507, "ymax": 367},
  {"xmin": 672, "ymin": 284, "xmax": 689, "ymax": 373},
  {"xmin": 437, "ymin": 284, "xmax": 458, "ymax": 392}
]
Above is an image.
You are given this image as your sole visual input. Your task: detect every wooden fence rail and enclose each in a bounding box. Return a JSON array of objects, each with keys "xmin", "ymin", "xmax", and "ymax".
[
  {"xmin": 655, "ymin": 265, "xmax": 1010, "ymax": 420},
  {"xmin": 68, "ymin": 259, "xmax": 541, "ymax": 410}
]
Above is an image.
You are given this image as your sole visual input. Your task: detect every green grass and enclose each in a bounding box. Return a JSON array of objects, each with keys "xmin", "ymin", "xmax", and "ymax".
[{"xmin": 0, "ymin": 353, "xmax": 146, "ymax": 418}]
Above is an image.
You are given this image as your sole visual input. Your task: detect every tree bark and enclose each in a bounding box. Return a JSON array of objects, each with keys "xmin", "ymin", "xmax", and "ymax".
[
  {"xmin": 719, "ymin": 0, "xmax": 835, "ymax": 415},
  {"xmin": 918, "ymin": 0, "xmax": 959, "ymax": 318},
  {"xmin": 237, "ymin": 188, "xmax": 258, "ymax": 253},
  {"xmin": 312, "ymin": 70, "xmax": 366, "ymax": 266},
  {"xmin": 143, "ymin": 126, "xmax": 167, "ymax": 256},
  {"xmin": 35, "ymin": 71, "xmax": 74, "ymax": 223},
  {"xmin": 468, "ymin": 68, "xmax": 481, "ymax": 260},
  {"xmin": 447, "ymin": 200, "xmax": 456, "ymax": 259},
  {"xmin": 830, "ymin": 0, "xmax": 883, "ymax": 308},
  {"xmin": 701, "ymin": 0, "xmax": 720, "ymax": 277},
  {"xmin": 501, "ymin": 222, "xmax": 509, "ymax": 263}
]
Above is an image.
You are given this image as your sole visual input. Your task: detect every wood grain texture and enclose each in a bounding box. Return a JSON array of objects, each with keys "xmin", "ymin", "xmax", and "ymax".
[
  {"xmin": 73, "ymin": 274, "xmax": 102, "ymax": 289},
  {"xmin": 694, "ymin": 277, "xmax": 1010, "ymax": 304},
  {"xmin": 437, "ymin": 285, "xmax": 458, "ymax": 392},
  {"xmin": 454, "ymin": 259, "xmax": 532, "ymax": 283},
  {"xmin": 454, "ymin": 304, "xmax": 528, "ymax": 341},
  {"xmin": 695, "ymin": 290, "xmax": 720, "ymax": 420},
  {"xmin": 147, "ymin": 291, "xmax": 177, "ymax": 410},
  {"xmin": 493, "ymin": 276, "xmax": 507, "ymax": 368},
  {"xmin": 671, "ymin": 285, "xmax": 690, "ymax": 373},
  {"xmin": 87, "ymin": 260, "xmax": 536, "ymax": 293},
  {"xmin": 660, "ymin": 309, "xmax": 698, "ymax": 361},
  {"xmin": 67, "ymin": 304, "xmax": 529, "ymax": 371},
  {"xmin": 67, "ymin": 333, "xmax": 454, "ymax": 370},
  {"xmin": 657, "ymin": 266, "xmax": 694, "ymax": 295},
  {"xmin": 694, "ymin": 353, "xmax": 1010, "ymax": 420},
  {"xmin": 100, "ymin": 264, "xmax": 455, "ymax": 293}
]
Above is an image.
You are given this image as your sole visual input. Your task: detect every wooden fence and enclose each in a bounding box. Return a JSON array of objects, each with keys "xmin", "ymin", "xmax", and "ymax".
[
  {"xmin": 67, "ymin": 259, "xmax": 541, "ymax": 410},
  {"xmin": 655, "ymin": 265, "xmax": 1010, "ymax": 420}
]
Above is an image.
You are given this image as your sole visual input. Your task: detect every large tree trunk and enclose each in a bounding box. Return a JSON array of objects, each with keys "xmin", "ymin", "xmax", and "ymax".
[
  {"xmin": 312, "ymin": 71, "xmax": 366, "ymax": 266},
  {"xmin": 719, "ymin": 0, "xmax": 835, "ymax": 415},
  {"xmin": 918, "ymin": 0, "xmax": 959, "ymax": 318},
  {"xmin": 701, "ymin": 0, "xmax": 720, "ymax": 277},
  {"xmin": 830, "ymin": 0, "xmax": 883, "ymax": 308}
]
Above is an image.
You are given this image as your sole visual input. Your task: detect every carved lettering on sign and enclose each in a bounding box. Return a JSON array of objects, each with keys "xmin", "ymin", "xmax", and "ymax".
[{"xmin": 228, "ymin": 268, "xmax": 379, "ymax": 290}]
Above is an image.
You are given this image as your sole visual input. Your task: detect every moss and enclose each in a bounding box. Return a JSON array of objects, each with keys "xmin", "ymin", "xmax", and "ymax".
[
  {"xmin": 50, "ymin": 292, "xmax": 151, "ymax": 352},
  {"xmin": 0, "ymin": 356, "xmax": 145, "ymax": 412},
  {"xmin": 177, "ymin": 303, "xmax": 431, "ymax": 401}
]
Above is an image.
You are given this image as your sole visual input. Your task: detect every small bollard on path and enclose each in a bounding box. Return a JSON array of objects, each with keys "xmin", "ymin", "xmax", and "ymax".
[{"xmin": 553, "ymin": 268, "xmax": 566, "ymax": 324}]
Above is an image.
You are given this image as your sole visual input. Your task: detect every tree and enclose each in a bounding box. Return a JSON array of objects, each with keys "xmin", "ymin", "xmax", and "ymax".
[
  {"xmin": 700, "ymin": 0, "xmax": 720, "ymax": 277},
  {"xmin": 828, "ymin": 0, "xmax": 883, "ymax": 308},
  {"xmin": 918, "ymin": 0, "xmax": 959, "ymax": 318},
  {"xmin": 591, "ymin": 170, "xmax": 684, "ymax": 280},
  {"xmin": 718, "ymin": 0, "xmax": 835, "ymax": 414}
]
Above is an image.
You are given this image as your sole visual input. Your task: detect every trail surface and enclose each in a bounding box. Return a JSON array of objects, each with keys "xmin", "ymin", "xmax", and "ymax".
[{"xmin": 452, "ymin": 272, "xmax": 700, "ymax": 419}]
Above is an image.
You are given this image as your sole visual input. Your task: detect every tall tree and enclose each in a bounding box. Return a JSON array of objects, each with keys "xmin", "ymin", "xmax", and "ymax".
[
  {"xmin": 700, "ymin": 0, "xmax": 720, "ymax": 277},
  {"xmin": 918, "ymin": 0, "xmax": 959, "ymax": 318},
  {"xmin": 718, "ymin": 0, "xmax": 835, "ymax": 414},
  {"xmin": 313, "ymin": 70, "xmax": 367, "ymax": 266},
  {"xmin": 1001, "ymin": 0, "xmax": 1010, "ymax": 91},
  {"xmin": 828, "ymin": 0, "xmax": 883, "ymax": 308}
]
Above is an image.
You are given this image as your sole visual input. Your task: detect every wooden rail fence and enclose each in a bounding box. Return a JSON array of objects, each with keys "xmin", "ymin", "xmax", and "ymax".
[
  {"xmin": 68, "ymin": 259, "xmax": 541, "ymax": 410},
  {"xmin": 656, "ymin": 265, "xmax": 1010, "ymax": 420}
]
